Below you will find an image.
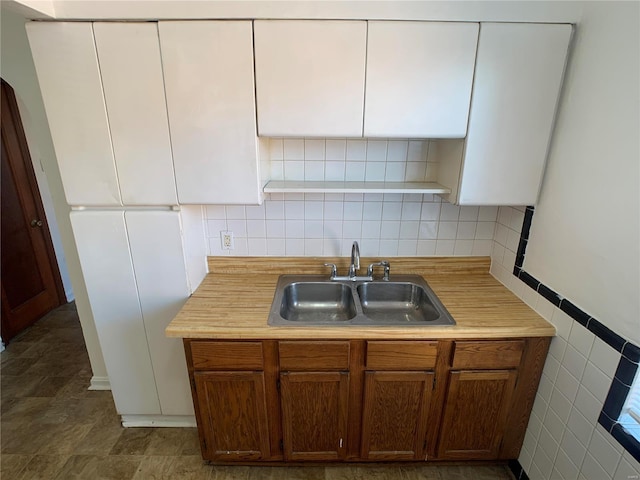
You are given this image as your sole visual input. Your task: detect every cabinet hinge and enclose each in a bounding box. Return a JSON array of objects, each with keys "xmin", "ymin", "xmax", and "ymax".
[
  {"xmin": 432, "ymin": 376, "xmax": 436, "ymax": 391},
  {"xmin": 280, "ymin": 439, "xmax": 284, "ymax": 452},
  {"xmin": 276, "ymin": 378, "xmax": 281, "ymax": 391}
]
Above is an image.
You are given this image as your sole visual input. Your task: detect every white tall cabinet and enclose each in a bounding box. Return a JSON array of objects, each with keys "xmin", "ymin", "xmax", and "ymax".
[
  {"xmin": 70, "ymin": 210, "xmax": 195, "ymax": 419},
  {"xmin": 437, "ymin": 23, "xmax": 573, "ymax": 205}
]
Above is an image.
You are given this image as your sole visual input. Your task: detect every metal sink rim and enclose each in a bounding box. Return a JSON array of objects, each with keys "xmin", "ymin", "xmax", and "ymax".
[{"xmin": 268, "ymin": 274, "xmax": 456, "ymax": 327}]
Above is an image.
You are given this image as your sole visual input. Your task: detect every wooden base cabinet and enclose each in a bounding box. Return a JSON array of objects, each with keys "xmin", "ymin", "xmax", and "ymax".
[{"xmin": 184, "ymin": 337, "xmax": 550, "ymax": 464}]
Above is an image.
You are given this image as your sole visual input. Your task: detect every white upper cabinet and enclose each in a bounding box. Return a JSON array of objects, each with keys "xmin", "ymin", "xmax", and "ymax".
[
  {"xmin": 364, "ymin": 22, "xmax": 479, "ymax": 138},
  {"xmin": 26, "ymin": 22, "xmax": 120, "ymax": 206},
  {"xmin": 159, "ymin": 21, "xmax": 263, "ymax": 204},
  {"xmin": 441, "ymin": 23, "xmax": 572, "ymax": 205},
  {"xmin": 459, "ymin": 23, "xmax": 572, "ymax": 205},
  {"xmin": 93, "ymin": 23, "xmax": 177, "ymax": 206},
  {"xmin": 254, "ymin": 20, "xmax": 367, "ymax": 137}
]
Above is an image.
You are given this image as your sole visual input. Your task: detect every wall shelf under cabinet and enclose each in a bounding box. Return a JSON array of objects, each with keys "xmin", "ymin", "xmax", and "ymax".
[{"xmin": 263, "ymin": 181, "xmax": 451, "ymax": 195}]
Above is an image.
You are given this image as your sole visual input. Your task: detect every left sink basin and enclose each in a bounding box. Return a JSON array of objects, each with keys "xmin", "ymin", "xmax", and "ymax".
[{"xmin": 279, "ymin": 282, "xmax": 357, "ymax": 322}]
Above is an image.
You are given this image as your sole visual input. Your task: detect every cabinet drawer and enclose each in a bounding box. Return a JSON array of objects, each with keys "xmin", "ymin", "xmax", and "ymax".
[
  {"xmin": 366, "ymin": 341, "xmax": 438, "ymax": 370},
  {"xmin": 190, "ymin": 341, "xmax": 264, "ymax": 371},
  {"xmin": 279, "ymin": 341, "xmax": 350, "ymax": 370},
  {"xmin": 452, "ymin": 341, "xmax": 524, "ymax": 369}
]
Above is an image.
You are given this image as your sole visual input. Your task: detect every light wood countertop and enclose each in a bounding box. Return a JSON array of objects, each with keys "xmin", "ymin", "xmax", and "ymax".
[{"xmin": 166, "ymin": 256, "xmax": 556, "ymax": 339}]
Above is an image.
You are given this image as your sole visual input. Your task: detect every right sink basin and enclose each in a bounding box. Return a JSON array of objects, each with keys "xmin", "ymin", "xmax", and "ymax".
[{"xmin": 356, "ymin": 282, "xmax": 440, "ymax": 323}]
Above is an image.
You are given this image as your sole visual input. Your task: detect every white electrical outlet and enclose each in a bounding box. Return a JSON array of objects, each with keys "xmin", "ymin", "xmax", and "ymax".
[{"xmin": 221, "ymin": 231, "xmax": 234, "ymax": 250}]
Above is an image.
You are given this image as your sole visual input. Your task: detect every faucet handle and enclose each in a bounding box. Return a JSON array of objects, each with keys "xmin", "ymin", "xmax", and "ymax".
[
  {"xmin": 323, "ymin": 263, "xmax": 338, "ymax": 279},
  {"xmin": 367, "ymin": 261, "xmax": 390, "ymax": 281}
]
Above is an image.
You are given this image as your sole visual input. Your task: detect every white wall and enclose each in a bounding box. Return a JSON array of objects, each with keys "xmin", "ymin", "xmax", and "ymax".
[
  {"xmin": 524, "ymin": 2, "xmax": 640, "ymax": 346},
  {"xmin": 0, "ymin": 7, "xmax": 108, "ymax": 380}
]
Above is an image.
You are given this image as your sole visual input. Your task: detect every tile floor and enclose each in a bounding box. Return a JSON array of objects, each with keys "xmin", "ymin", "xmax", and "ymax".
[{"xmin": 1, "ymin": 303, "xmax": 515, "ymax": 479}]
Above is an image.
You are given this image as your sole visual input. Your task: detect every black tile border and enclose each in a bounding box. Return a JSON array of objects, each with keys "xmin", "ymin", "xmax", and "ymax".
[
  {"xmin": 509, "ymin": 206, "xmax": 640, "ymax": 466},
  {"xmin": 508, "ymin": 459, "xmax": 530, "ymax": 480}
]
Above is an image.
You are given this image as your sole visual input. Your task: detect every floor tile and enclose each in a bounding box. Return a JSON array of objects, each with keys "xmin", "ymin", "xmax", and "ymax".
[
  {"xmin": 0, "ymin": 454, "xmax": 32, "ymax": 478},
  {"xmin": 109, "ymin": 427, "xmax": 156, "ymax": 455},
  {"xmin": 54, "ymin": 454, "xmax": 143, "ymax": 480},
  {"xmin": 17, "ymin": 454, "xmax": 70, "ymax": 480}
]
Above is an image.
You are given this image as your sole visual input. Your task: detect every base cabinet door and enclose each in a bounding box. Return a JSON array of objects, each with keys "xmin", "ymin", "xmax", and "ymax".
[
  {"xmin": 437, "ymin": 370, "xmax": 518, "ymax": 460},
  {"xmin": 361, "ymin": 371, "xmax": 434, "ymax": 460},
  {"xmin": 194, "ymin": 371, "xmax": 270, "ymax": 461},
  {"xmin": 280, "ymin": 371, "xmax": 349, "ymax": 461}
]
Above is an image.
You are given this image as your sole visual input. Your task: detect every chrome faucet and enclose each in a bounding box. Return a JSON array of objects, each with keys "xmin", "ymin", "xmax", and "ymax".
[
  {"xmin": 324, "ymin": 241, "xmax": 390, "ymax": 282},
  {"xmin": 348, "ymin": 241, "xmax": 360, "ymax": 278}
]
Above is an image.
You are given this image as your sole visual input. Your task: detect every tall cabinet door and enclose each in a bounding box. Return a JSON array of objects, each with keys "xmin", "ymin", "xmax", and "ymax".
[
  {"xmin": 361, "ymin": 371, "xmax": 434, "ymax": 460},
  {"xmin": 69, "ymin": 211, "xmax": 160, "ymax": 414},
  {"xmin": 26, "ymin": 23, "xmax": 120, "ymax": 206},
  {"xmin": 458, "ymin": 23, "xmax": 572, "ymax": 205},
  {"xmin": 159, "ymin": 21, "xmax": 262, "ymax": 204},
  {"xmin": 364, "ymin": 21, "xmax": 478, "ymax": 138},
  {"xmin": 254, "ymin": 20, "xmax": 367, "ymax": 137},
  {"xmin": 93, "ymin": 23, "xmax": 177, "ymax": 206},
  {"xmin": 280, "ymin": 371, "xmax": 349, "ymax": 461},
  {"xmin": 125, "ymin": 211, "xmax": 192, "ymax": 415}
]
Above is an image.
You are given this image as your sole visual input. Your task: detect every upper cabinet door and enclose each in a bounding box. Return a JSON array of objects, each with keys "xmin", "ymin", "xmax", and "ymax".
[
  {"xmin": 93, "ymin": 23, "xmax": 177, "ymax": 206},
  {"xmin": 254, "ymin": 20, "xmax": 367, "ymax": 137},
  {"xmin": 26, "ymin": 22, "xmax": 120, "ymax": 206},
  {"xmin": 364, "ymin": 22, "xmax": 479, "ymax": 138},
  {"xmin": 159, "ymin": 21, "xmax": 261, "ymax": 204},
  {"xmin": 458, "ymin": 23, "xmax": 572, "ymax": 205}
]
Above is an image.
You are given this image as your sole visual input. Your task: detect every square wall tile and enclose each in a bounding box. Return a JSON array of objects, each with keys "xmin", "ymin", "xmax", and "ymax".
[
  {"xmin": 283, "ymin": 138, "xmax": 304, "ymax": 160},
  {"xmin": 325, "ymin": 139, "xmax": 346, "ymax": 160},
  {"xmin": 304, "ymin": 139, "xmax": 325, "ymax": 160},
  {"xmin": 366, "ymin": 140, "xmax": 387, "ymax": 161},
  {"xmin": 304, "ymin": 161, "xmax": 324, "ymax": 181},
  {"xmin": 346, "ymin": 139, "xmax": 367, "ymax": 161},
  {"xmin": 387, "ymin": 140, "xmax": 408, "ymax": 162}
]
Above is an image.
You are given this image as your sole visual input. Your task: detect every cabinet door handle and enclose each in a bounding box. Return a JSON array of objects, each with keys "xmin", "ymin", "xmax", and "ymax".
[{"xmin": 30, "ymin": 219, "xmax": 43, "ymax": 228}]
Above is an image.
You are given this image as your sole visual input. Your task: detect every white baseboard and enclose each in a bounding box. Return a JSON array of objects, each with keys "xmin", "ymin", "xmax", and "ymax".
[
  {"xmin": 120, "ymin": 415, "xmax": 197, "ymax": 428},
  {"xmin": 88, "ymin": 376, "xmax": 111, "ymax": 390}
]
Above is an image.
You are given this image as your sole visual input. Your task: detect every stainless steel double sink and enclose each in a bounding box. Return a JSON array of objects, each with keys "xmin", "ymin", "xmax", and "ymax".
[{"xmin": 268, "ymin": 274, "xmax": 456, "ymax": 327}]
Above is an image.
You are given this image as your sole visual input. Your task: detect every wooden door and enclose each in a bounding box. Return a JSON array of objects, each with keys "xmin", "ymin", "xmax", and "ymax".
[
  {"xmin": 1, "ymin": 80, "xmax": 64, "ymax": 342},
  {"xmin": 194, "ymin": 371, "xmax": 271, "ymax": 461},
  {"xmin": 280, "ymin": 371, "xmax": 349, "ymax": 461},
  {"xmin": 361, "ymin": 371, "xmax": 434, "ymax": 460},
  {"xmin": 437, "ymin": 370, "xmax": 518, "ymax": 460}
]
